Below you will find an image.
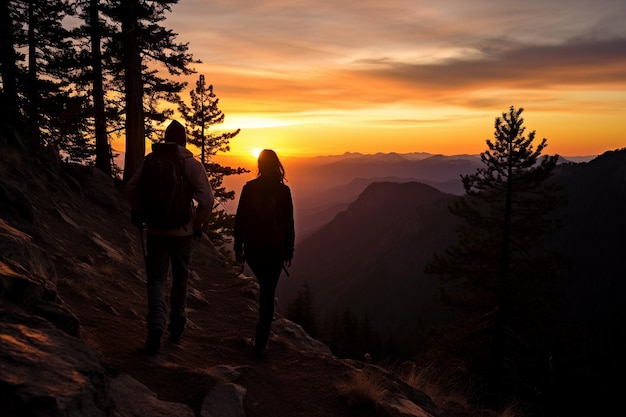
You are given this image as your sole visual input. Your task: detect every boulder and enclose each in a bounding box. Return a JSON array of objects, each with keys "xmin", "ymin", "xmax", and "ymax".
[
  {"xmin": 0, "ymin": 310, "xmax": 110, "ymax": 417},
  {"xmin": 109, "ymin": 373, "xmax": 195, "ymax": 417}
]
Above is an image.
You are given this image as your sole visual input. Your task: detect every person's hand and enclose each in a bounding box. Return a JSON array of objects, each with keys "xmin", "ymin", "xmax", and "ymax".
[
  {"xmin": 193, "ymin": 228, "xmax": 203, "ymax": 240},
  {"xmin": 131, "ymin": 211, "xmax": 144, "ymax": 229}
]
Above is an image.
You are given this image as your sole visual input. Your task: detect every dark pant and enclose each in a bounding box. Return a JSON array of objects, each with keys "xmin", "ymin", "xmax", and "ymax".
[
  {"xmin": 246, "ymin": 255, "xmax": 283, "ymax": 350},
  {"xmin": 145, "ymin": 234, "xmax": 193, "ymax": 335}
]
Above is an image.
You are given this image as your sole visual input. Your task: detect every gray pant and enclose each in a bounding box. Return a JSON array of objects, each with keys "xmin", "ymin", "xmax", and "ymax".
[{"xmin": 145, "ymin": 234, "xmax": 193, "ymax": 335}]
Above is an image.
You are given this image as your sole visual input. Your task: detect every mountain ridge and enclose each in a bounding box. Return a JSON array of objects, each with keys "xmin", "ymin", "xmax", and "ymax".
[
  {"xmin": 280, "ymin": 181, "xmax": 460, "ymax": 342},
  {"xmin": 279, "ymin": 147, "xmax": 626, "ymax": 416},
  {"xmin": 283, "ymin": 149, "xmax": 626, "ymax": 336}
]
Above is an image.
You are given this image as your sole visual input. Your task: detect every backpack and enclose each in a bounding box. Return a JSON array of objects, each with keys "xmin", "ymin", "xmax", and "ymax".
[{"xmin": 138, "ymin": 142, "xmax": 192, "ymax": 228}]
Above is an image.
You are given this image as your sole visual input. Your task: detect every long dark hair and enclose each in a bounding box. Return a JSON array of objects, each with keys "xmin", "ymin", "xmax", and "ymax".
[{"xmin": 257, "ymin": 149, "xmax": 286, "ymax": 182}]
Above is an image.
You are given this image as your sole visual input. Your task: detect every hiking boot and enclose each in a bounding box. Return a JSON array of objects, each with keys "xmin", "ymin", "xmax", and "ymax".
[
  {"xmin": 254, "ymin": 324, "xmax": 270, "ymax": 359},
  {"xmin": 253, "ymin": 339, "xmax": 269, "ymax": 360},
  {"xmin": 253, "ymin": 345, "xmax": 267, "ymax": 360},
  {"xmin": 168, "ymin": 329, "xmax": 184, "ymax": 344},
  {"xmin": 145, "ymin": 329, "xmax": 162, "ymax": 354}
]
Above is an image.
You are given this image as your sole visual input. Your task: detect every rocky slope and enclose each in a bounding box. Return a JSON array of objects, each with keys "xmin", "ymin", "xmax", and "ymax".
[{"xmin": 0, "ymin": 135, "xmax": 470, "ymax": 417}]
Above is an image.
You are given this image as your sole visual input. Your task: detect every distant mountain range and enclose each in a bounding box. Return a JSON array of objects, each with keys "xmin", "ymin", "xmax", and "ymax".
[
  {"xmin": 288, "ymin": 151, "xmax": 594, "ymax": 242},
  {"xmin": 278, "ymin": 148, "xmax": 626, "ymax": 353},
  {"xmin": 288, "ymin": 152, "xmax": 483, "ymax": 241}
]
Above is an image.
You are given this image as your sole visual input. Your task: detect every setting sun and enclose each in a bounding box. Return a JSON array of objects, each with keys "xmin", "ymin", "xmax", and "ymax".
[{"xmin": 251, "ymin": 148, "xmax": 262, "ymax": 159}]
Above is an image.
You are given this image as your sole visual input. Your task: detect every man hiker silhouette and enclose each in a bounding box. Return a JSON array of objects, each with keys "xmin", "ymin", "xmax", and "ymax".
[
  {"xmin": 234, "ymin": 149, "xmax": 295, "ymax": 358},
  {"xmin": 126, "ymin": 120, "xmax": 214, "ymax": 354}
]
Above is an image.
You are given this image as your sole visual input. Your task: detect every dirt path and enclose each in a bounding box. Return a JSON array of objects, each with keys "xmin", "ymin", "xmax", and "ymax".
[{"xmin": 54, "ymin": 222, "xmax": 367, "ymax": 417}]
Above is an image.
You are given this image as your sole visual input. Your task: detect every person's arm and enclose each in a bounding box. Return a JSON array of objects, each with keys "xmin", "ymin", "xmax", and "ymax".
[
  {"xmin": 282, "ymin": 185, "xmax": 295, "ymax": 264},
  {"xmin": 124, "ymin": 163, "xmax": 143, "ymax": 211},
  {"xmin": 233, "ymin": 184, "xmax": 249, "ymax": 260},
  {"xmin": 187, "ymin": 158, "xmax": 214, "ymax": 229},
  {"xmin": 125, "ymin": 164, "xmax": 144, "ymax": 228}
]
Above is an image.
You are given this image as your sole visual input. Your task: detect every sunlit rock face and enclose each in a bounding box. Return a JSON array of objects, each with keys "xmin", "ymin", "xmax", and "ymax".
[
  {"xmin": 0, "ymin": 310, "xmax": 111, "ymax": 417},
  {"xmin": 0, "ymin": 143, "xmax": 111, "ymax": 417}
]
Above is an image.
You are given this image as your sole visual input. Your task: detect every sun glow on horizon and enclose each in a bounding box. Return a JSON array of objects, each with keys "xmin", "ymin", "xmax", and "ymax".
[{"xmin": 251, "ymin": 148, "xmax": 262, "ymax": 159}]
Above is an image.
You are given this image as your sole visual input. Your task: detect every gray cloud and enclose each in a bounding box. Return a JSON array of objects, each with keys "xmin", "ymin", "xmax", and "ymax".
[
  {"xmin": 358, "ymin": 37, "xmax": 626, "ymax": 90},
  {"xmin": 166, "ymin": 0, "xmax": 626, "ymax": 146}
]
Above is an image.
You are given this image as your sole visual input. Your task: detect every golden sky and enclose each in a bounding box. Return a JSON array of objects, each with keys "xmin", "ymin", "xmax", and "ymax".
[{"xmin": 158, "ymin": 0, "xmax": 626, "ymax": 159}]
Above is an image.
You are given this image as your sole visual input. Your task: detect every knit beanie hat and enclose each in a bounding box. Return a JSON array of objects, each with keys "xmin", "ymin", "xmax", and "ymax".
[{"xmin": 164, "ymin": 120, "xmax": 186, "ymax": 147}]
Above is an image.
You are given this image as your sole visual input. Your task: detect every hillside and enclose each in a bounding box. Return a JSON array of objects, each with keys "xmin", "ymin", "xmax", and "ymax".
[
  {"xmin": 295, "ymin": 176, "xmax": 465, "ymax": 240},
  {"xmin": 287, "ymin": 153, "xmax": 482, "ymax": 241},
  {"xmin": 0, "ymin": 136, "xmax": 470, "ymax": 417},
  {"xmin": 279, "ymin": 181, "xmax": 460, "ymax": 347},
  {"xmin": 279, "ymin": 147, "xmax": 626, "ymax": 416},
  {"xmin": 282, "ymin": 150, "xmax": 626, "ymax": 335}
]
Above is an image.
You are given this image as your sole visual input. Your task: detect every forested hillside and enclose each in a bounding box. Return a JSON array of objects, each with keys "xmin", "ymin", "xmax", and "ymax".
[
  {"xmin": 282, "ymin": 147, "xmax": 626, "ymax": 417},
  {"xmin": 280, "ymin": 181, "xmax": 460, "ymax": 355}
]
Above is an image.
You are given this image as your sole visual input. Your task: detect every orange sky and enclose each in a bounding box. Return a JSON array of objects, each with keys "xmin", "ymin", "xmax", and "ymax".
[{"xmin": 129, "ymin": 0, "xmax": 626, "ymax": 160}]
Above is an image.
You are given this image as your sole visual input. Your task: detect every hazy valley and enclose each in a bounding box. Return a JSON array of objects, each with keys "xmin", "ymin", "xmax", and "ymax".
[
  {"xmin": 275, "ymin": 150, "xmax": 624, "ymax": 351},
  {"xmin": 276, "ymin": 148, "xmax": 625, "ymax": 416}
]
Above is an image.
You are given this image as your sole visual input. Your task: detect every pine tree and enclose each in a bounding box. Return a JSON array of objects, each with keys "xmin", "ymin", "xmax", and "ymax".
[
  {"xmin": 86, "ymin": 0, "xmax": 110, "ymax": 175},
  {"xmin": 0, "ymin": 0, "xmax": 23, "ymax": 129},
  {"xmin": 427, "ymin": 106, "xmax": 564, "ymax": 407},
  {"xmin": 118, "ymin": 0, "xmax": 144, "ymax": 182},
  {"xmin": 1, "ymin": 0, "xmax": 197, "ymax": 176},
  {"xmin": 179, "ymin": 76, "xmax": 248, "ymax": 242},
  {"xmin": 1, "ymin": 0, "xmax": 77, "ymax": 149},
  {"xmin": 101, "ymin": 0, "xmax": 198, "ymax": 181},
  {"xmin": 286, "ymin": 282, "xmax": 317, "ymax": 336},
  {"xmin": 0, "ymin": 0, "xmax": 107, "ymax": 160},
  {"xmin": 25, "ymin": 0, "xmax": 67, "ymax": 139}
]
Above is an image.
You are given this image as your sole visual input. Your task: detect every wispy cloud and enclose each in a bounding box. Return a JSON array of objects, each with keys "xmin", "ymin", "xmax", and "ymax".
[{"xmin": 166, "ymin": 0, "xmax": 626, "ymax": 155}]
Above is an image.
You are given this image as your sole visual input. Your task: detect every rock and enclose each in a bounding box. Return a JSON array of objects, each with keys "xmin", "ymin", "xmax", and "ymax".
[
  {"xmin": 197, "ymin": 365, "xmax": 248, "ymax": 417},
  {"xmin": 200, "ymin": 382, "xmax": 247, "ymax": 417},
  {"xmin": 0, "ymin": 260, "xmax": 79, "ymax": 336},
  {"xmin": 0, "ymin": 217, "xmax": 80, "ymax": 336},
  {"xmin": 0, "ymin": 218, "xmax": 56, "ymax": 281},
  {"xmin": 342, "ymin": 360, "xmax": 442, "ymax": 417},
  {"xmin": 0, "ymin": 309, "xmax": 111, "ymax": 417},
  {"xmin": 0, "ymin": 180, "xmax": 35, "ymax": 225},
  {"xmin": 109, "ymin": 373, "xmax": 195, "ymax": 417},
  {"xmin": 206, "ymin": 364, "xmax": 245, "ymax": 382},
  {"xmin": 90, "ymin": 231, "xmax": 126, "ymax": 264},
  {"xmin": 63, "ymin": 163, "xmax": 121, "ymax": 212},
  {"xmin": 272, "ymin": 317, "xmax": 332, "ymax": 355}
]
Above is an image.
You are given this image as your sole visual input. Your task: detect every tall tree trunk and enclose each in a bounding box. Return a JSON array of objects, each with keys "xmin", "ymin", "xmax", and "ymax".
[
  {"xmin": 490, "ymin": 134, "xmax": 515, "ymax": 404},
  {"xmin": 89, "ymin": 0, "xmax": 111, "ymax": 176},
  {"xmin": 122, "ymin": 0, "xmax": 145, "ymax": 182},
  {"xmin": 26, "ymin": 2, "xmax": 40, "ymax": 142},
  {"xmin": 199, "ymin": 74, "xmax": 206, "ymax": 165},
  {"xmin": 0, "ymin": 0, "xmax": 22, "ymax": 128}
]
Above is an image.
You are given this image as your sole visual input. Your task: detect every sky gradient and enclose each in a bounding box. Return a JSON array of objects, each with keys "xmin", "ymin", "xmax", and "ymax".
[{"xmin": 160, "ymin": 0, "xmax": 626, "ymax": 159}]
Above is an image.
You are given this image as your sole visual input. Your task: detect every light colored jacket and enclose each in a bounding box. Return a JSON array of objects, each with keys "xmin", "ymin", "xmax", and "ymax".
[{"xmin": 126, "ymin": 144, "xmax": 214, "ymax": 236}]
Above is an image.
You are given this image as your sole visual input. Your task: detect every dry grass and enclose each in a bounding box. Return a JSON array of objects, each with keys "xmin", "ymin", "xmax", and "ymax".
[
  {"xmin": 495, "ymin": 401, "xmax": 528, "ymax": 417},
  {"xmin": 399, "ymin": 362, "xmax": 469, "ymax": 409},
  {"xmin": 336, "ymin": 369, "xmax": 388, "ymax": 409},
  {"xmin": 399, "ymin": 362, "xmax": 529, "ymax": 417}
]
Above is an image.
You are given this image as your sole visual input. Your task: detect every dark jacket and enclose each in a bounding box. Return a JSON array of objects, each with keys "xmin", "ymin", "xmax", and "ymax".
[{"xmin": 234, "ymin": 176, "xmax": 295, "ymax": 261}]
